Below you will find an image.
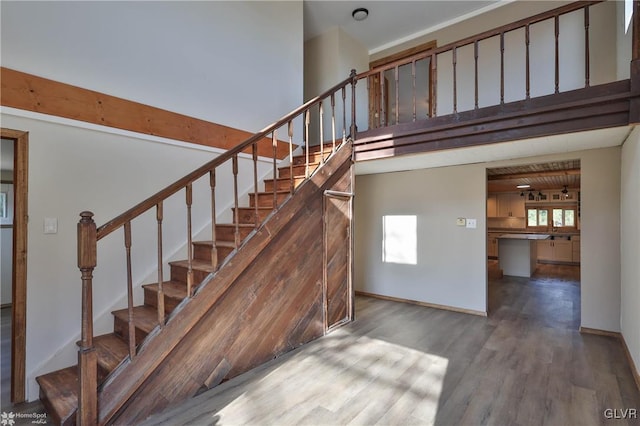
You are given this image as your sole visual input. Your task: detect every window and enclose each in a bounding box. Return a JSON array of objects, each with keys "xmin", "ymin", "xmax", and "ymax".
[
  {"xmin": 553, "ymin": 208, "xmax": 575, "ymax": 227},
  {"xmin": 382, "ymin": 215, "xmax": 417, "ymax": 265},
  {"xmin": 527, "ymin": 206, "xmax": 576, "ymax": 229},
  {"xmin": 527, "ymin": 208, "xmax": 548, "ymax": 227}
]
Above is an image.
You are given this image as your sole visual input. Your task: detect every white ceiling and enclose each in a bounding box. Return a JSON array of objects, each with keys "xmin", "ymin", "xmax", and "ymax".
[
  {"xmin": 354, "ymin": 126, "xmax": 634, "ymax": 175},
  {"xmin": 304, "ymin": 0, "xmax": 501, "ymax": 53}
]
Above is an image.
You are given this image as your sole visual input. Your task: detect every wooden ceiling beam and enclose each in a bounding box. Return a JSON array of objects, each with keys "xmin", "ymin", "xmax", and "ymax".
[{"xmin": 488, "ymin": 168, "xmax": 581, "ymax": 181}]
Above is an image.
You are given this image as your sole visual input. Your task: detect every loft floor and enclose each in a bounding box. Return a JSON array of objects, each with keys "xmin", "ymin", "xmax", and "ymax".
[{"xmin": 143, "ymin": 266, "xmax": 639, "ymax": 425}]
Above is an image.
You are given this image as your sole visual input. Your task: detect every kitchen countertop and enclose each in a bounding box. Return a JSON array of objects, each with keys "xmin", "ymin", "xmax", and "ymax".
[
  {"xmin": 488, "ymin": 229, "xmax": 580, "ymax": 237},
  {"xmin": 497, "ymin": 233, "xmax": 550, "ymax": 240}
]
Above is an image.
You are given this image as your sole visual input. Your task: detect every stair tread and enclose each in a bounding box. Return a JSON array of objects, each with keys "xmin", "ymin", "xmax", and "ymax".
[
  {"xmin": 111, "ymin": 305, "xmax": 159, "ymax": 334},
  {"xmin": 94, "ymin": 333, "xmax": 129, "ymax": 374},
  {"xmin": 168, "ymin": 259, "xmax": 217, "ymax": 272},
  {"xmin": 142, "ymin": 281, "xmax": 189, "ymax": 299},
  {"xmin": 36, "ymin": 366, "xmax": 78, "ymax": 423}
]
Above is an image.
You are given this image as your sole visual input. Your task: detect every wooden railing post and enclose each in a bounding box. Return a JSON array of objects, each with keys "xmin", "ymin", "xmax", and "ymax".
[{"xmin": 77, "ymin": 211, "xmax": 97, "ymax": 425}]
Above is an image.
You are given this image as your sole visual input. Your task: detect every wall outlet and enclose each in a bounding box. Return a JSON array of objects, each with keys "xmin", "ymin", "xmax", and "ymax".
[
  {"xmin": 466, "ymin": 218, "xmax": 477, "ymax": 229},
  {"xmin": 456, "ymin": 217, "xmax": 466, "ymax": 226}
]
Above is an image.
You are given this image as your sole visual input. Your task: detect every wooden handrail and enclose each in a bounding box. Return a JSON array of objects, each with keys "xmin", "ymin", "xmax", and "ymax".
[
  {"xmin": 97, "ymin": 70, "xmax": 358, "ymax": 240},
  {"xmin": 357, "ymin": 1, "xmax": 603, "ymax": 80}
]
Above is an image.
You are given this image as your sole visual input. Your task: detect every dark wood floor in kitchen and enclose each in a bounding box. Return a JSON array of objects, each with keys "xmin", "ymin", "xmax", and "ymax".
[{"xmin": 144, "ymin": 263, "xmax": 640, "ymax": 426}]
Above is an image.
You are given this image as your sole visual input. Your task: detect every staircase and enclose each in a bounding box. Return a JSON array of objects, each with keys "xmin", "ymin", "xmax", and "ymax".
[{"xmin": 36, "ymin": 139, "xmax": 351, "ymax": 425}]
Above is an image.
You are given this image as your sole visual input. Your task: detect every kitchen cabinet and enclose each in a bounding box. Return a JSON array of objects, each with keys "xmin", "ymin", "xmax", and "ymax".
[
  {"xmin": 572, "ymin": 236, "xmax": 580, "ymax": 262},
  {"xmin": 488, "ymin": 233, "xmax": 499, "ymax": 258},
  {"xmin": 537, "ymin": 239, "xmax": 576, "ymax": 263},
  {"xmin": 496, "ymin": 193, "xmax": 525, "ymax": 218}
]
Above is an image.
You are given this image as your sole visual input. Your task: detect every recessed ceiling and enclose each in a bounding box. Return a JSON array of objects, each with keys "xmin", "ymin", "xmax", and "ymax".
[
  {"xmin": 487, "ymin": 160, "xmax": 581, "ymax": 193},
  {"xmin": 304, "ymin": 0, "xmax": 500, "ymax": 53}
]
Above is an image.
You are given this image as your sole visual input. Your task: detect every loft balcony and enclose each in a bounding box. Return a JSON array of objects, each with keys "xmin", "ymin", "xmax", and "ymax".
[{"xmin": 349, "ymin": 1, "xmax": 640, "ymax": 161}]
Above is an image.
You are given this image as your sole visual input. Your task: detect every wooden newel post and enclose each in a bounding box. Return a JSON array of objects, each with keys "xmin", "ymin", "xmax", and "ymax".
[
  {"xmin": 77, "ymin": 211, "xmax": 98, "ymax": 425},
  {"xmin": 350, "ymin": 69, "xmax": 357, "ymax": 142}
]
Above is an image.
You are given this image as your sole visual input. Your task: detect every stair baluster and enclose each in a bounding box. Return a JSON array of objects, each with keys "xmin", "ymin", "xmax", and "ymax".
[
  {"xmin": 342, "ymin": 87, "xmax": 347, "ymax": 143},
  {"xmin": 288, "ymin": 121, "xmax": 294, "ymax": 195},
  {"xmin": 232, "ymin": 155, "xmax": 240, "ymax": 248},
  {"xmin": 304, "ymin": 110, "xmax": 310, "ymax": 178},
  {"xmin": 272, "ymin": 131, "xmax": 278, "ymax": 209},
  {"xmin": 186, "ymin": 184, "xmax": 194, "ymax": 297},
  {"xmin": 156, "ymin": 202, "xmax": 165, "ymax": 326},
  {"xmin": 124, "ymin": 222, "xmax": 136, "ymax": 358},
  {"xmin": 252, "ymin": 144, "xmax": 259, "ymax": 229},
  {"xmin": 330, "ymin": 94, "xmax": 336, "ymax": 153},
  {"xmin": 319, "ymin": 102, "xmax": 325, "ymax": 164},
  {"xmin": 210, "ymin": 170, "xmax": 218, "ymax": 270}
]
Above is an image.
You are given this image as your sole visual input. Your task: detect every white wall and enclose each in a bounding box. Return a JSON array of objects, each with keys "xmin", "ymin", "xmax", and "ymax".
[
  {"xmin": 304, "ymin": 28, "xmax": 369, "ymax": 144},
  {"xmin": 0, "ymin": 1, "xmax": 303, "ymax": 132},
  {"xmin": 355, "ymin": 146, "xmax": 622, "ymax": 328},
  {"xmin": 1, "ymin": 0, "xmax": 304, "ymax": 401},
  {"xmin": 354, "ymin": 163, "xmax": 487, "ymax": 314},
  {"xmin": 621, "ymin": 126, "xmax": 640, "ymax": 373}
]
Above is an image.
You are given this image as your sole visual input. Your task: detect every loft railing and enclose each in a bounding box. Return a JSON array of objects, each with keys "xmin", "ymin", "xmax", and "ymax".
[
  {"xmin": 357, "ymin": 1, "xmax": 607, "ymax": 129},
  {"xmin": 76, "ymin": 70, "xmax": 357, "ymax": 425}
]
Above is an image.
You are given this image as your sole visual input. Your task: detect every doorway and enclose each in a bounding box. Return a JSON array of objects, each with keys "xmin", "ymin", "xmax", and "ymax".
[
  {"xmin": 1, "ymin": 128, "xmax": 28, "ymax": 405},
  {"xmin": 486, "ymin": 160, "xmax": 581, "ymax": 321}
]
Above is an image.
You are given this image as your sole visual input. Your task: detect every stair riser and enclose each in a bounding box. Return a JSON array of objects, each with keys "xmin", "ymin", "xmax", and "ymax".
[
  {"xmin": 39, "ymin": 390, "xmax": 75, "ymax": 426},
  {"xmin": 233, "ymin": 208, "xmax": 273, "ymax": 224},
  {"xmin": 143, "ymin": 289, "xmax": 183, "ymax": 315},
  {"xmin": 249, "ymin": 192, "xmax": 290, "ymax": 208},
  {"xmin": 170, "ymin": 264, "xmax": 211, "ymax": 286},
  {"xmin": 113, "ymin": 318, "xmax": 149, "ymax": 347},
  {"xmin": 193, "ymin": 244, "xmax": 235, "ymax": 263},
  {"xmin": 264, "ymin": 178, "xmax": 304, "ymax": 192},
  {"xmin": 215, "ymin": 225, "xmax": 254, "ymax": 242},
  {"xmin": 278, "ymin": 163, "xmax": 319, "ymax": 179}
]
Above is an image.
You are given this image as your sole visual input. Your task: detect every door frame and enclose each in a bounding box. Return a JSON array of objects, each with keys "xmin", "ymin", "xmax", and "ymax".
[{"xmin": 2, "ymin": 128, "xmax": 28, "ymax": 404}]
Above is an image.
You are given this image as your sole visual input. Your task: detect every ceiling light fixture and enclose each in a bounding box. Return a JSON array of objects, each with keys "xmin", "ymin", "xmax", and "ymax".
[
  {"xmin": 516, "ymin": 184, "xmax": 530, "ymax": 189},
  {"xmin": 352, "ymin": 7, "xmax": 369, "ymax": 21},
  {"xmin": 562, "ymin": 185, "xmax": 569, "ymax": 198}
]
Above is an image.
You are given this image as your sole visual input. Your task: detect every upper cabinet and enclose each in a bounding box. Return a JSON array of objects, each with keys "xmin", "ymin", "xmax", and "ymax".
[{"xmin": 495, "ymin": 193, "xmax": 525, "ymax": 218}]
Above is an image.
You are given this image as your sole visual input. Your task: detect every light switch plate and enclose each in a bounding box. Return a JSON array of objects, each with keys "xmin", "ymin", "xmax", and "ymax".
[
  {"xmin": 456, "ymin": 217, "xmax": 466, "ymax": 226},
  {"xmin": 466, "ymin": 218, "xmax": 477, "ymax": 229},
  {"xmin": 44, "ymin": 217, "xmax": 58, "ymax": 234}
]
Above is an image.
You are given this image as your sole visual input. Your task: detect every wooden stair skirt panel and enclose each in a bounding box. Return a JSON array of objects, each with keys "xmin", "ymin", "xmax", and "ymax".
[{"xmin": 36, "ymin": 141, "xmax": 354, "ymax": 425}]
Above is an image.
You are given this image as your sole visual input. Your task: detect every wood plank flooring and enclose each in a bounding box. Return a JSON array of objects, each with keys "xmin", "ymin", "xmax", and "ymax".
[{"xmin": 143, "ymin": 265, "xmax": 640, "ymax": 426}]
